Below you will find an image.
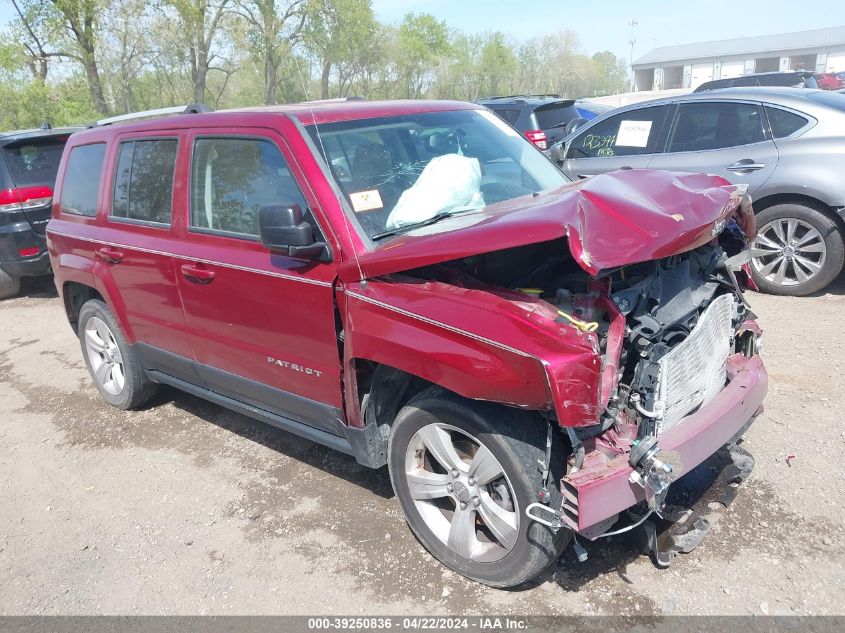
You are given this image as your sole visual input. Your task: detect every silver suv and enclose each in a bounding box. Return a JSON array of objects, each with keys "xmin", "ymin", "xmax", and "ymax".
[{"xmin": 551, "ymin": 88, "xmax": 845, "ymax": 295}]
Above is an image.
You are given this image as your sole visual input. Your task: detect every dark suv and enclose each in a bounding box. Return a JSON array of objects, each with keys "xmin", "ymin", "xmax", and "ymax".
[
  {"xmin": 475, "ymin": 95, "xmax": 582, "ymax": 149},
  {"xmin": 48, "ymin": 101, "xmax": 766, "ymax": 588},
  {"xmin": 694, "ymin": 70, "xmax": 819, "ymax": 92},
  {"xmin": 0, "ymin": 126, "xmax": 78, "ymax": 298}
]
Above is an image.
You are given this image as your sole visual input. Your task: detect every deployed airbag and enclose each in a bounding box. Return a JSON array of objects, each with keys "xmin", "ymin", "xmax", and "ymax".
[{"xmin": 385, "ymin": 154, "xmax": 485, "ymax": 229}]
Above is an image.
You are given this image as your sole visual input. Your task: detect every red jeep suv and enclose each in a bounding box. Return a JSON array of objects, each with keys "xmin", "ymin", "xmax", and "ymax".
[{"xmin": 48, "ymin": 100, "xmax": 767, "ymax": 587}]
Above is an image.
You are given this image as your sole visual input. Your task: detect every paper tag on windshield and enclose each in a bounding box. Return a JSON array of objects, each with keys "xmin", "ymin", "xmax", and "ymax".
[
  {"xmin": 349, "ymin": 189, "xmax": 383, "ymax": 213},
  {"xmin": 615, "ymin": 120, "xmax": 652, "ymax": 147}
]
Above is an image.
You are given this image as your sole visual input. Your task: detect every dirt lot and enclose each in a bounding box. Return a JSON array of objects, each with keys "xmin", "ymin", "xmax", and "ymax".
[{"xmin": 1, "ymin": 276, "xmax": 843, "ymax": 616}]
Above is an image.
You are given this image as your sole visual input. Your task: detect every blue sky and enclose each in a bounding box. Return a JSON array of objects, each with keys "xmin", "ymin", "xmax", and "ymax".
[
  {"xmin": 1, "ymin": 0, "xmax": 842, "ymax": 66},
  {"xmin": 371, "ymin": 0, "xmax": 845, "ymax": 63}
]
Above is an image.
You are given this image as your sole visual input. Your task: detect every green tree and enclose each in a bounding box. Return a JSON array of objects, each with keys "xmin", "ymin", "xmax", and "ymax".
[
  {"xmin": 303, "ymin": 0, "xmax": 377, "ymax": 99},
  {"xmin": 49, "ymin": 0, "xmax": 110, "ymax": 114},
  {"xmin": 395, "ymin": 12, "xmax": 449, "ymax": 98},
  {"xmin": 234, "ymin": 0, "xmax": 306, "ymax": 104},
  {"xmin": 163, "ymin": 0, "xmax": 231, "ymax": 104}
]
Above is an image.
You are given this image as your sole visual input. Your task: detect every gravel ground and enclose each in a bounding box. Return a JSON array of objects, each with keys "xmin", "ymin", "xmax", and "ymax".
[{"xmin": 1, "ymin": 275, "xmax": 843, "ymax": 616}]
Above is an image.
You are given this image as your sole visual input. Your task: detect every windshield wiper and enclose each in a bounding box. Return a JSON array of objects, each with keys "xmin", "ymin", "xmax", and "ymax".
[{"xmin": 371, "ymin": 211, "xmax": 463, "ymax": 241}]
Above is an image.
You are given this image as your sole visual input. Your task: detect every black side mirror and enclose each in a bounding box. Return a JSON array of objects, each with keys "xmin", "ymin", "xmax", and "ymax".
[
  {"xmin": 548, "ymin": 141, "xmax": 567, "ymax": 164},
  {"xmin": 259, "ymin": 204, "xmax": 331, "ymax": 262}
]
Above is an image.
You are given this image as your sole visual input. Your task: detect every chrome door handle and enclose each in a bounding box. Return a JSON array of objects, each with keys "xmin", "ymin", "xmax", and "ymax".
[{"xmin": 726, "ymin": 161, "xmax": 765, "ymax": 173}]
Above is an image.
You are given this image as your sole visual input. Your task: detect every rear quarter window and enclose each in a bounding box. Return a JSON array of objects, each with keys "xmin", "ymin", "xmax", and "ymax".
[
  {"xmin": 491, "ymin": 108, "xmax": 521, "ymax": 126},
  {"xmin": 60, "ymin": 143, "xmax": 106, "ymax": 217},
  {"xmin": 765, "ymin": 107, "xmax": 810, "ymax": 138}
]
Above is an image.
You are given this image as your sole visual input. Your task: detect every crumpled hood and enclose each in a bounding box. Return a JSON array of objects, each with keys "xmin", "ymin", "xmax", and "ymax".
[{"xmin": 338, "ymin": 169, "xmax": 744, "ymax": 282}]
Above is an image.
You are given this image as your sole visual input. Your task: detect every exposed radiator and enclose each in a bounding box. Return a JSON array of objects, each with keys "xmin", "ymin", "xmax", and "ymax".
[{"xmin": 654, "ymin": 293, "xmax": 737, "ymax": 435}]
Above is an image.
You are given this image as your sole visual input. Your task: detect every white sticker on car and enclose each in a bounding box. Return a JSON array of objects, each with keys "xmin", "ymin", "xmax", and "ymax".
[
  {"xmin": 615, "ymin": 120, "xmax": 653, "ymax": 148},
  {"xmin": 349, "ymin": 189, "xmax": 384, "ymax": 213}
]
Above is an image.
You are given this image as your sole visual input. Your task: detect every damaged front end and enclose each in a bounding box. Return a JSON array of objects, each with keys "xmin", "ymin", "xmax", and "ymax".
[
  {"xmin": 553, "ymin": 243, "xmax": 766, "ymax": 544},
  {"xmin": 344, "ymin": 170, "xmax": 767, "ymax": 563}
]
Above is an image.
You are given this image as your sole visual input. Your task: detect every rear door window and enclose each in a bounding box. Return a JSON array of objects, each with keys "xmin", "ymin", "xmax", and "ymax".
[
  {"xmin": 60, "ymin": 143, "xmax": 106, "ymax": 217},
  {"xmin": 566, "ymin": 106, "xmax": 669, "ymax": 158},
  {"xmin": 1, "ymin": 137, "xmax": 67, "ymax": 189},
  {"xmin": 111, "ymin": 139, "xmax": 178, "ymax": 225},
  {"xmin": 765, "ymin": 107, "xmax": 810, "ymax": 138},
  {"xmin": 666, "ymin": 102, "xmax": 765, "ymax": 153}
]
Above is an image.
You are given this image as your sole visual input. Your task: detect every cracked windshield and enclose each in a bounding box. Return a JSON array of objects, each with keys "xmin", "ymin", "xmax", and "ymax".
[{"xmin": 307, "ymin": 109, "xmax": 567, "ymax": 240}]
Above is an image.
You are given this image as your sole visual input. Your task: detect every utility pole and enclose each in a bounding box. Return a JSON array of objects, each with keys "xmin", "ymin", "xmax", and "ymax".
[{"xmin": 628, "ymin": 18, "xmax": 638, "ymax": 92}]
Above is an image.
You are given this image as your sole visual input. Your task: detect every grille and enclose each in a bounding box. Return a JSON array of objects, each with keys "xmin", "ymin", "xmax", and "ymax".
[{"xmin": 654, "ymin": 293, "xmax": 737, "ymax": 435}]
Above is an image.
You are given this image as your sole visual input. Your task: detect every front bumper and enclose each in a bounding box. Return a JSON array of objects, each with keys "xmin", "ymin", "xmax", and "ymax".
[
  {"xmin": 0, "ymin": 219, "xmax": 50, "ymax": 278},
  {"xmin": 561, "ymin": 353, "xmax": 768, "ymax": 533}
]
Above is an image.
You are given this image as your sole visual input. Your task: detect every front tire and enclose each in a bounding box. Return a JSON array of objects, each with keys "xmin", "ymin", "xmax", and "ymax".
[
  {"xmin": 0, "ymin": 268, "xmax": 21, "ymax": 300},
  {"xmin": 388, "ymin": 388, "xmax": 569, "ymax": 588},
  {"xmin": 78, "ymin": 299, "xmax": 157, "ymax": 409},
  {"xmin": 750, "ymin": 203, "xmax": 844, "ymax": 296}
]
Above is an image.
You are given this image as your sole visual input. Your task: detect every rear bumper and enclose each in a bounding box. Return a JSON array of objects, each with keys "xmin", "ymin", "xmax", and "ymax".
[
  {"xmin": 0, "ymin": 219, "xmax": 50, "ymax": 278},
  {"xmin": 561, "ymin": 353, "xmax": 768, "ymax": 532}
]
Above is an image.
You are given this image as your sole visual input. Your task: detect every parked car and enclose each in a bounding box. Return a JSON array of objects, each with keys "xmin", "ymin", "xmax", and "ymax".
[
  {"xmin": 550, "ymin": 88, "xmax": 845, "ymax": 295},
  {"xmin": 48, "ymin": 101, "xmax": 766, "ymax": 587},
  {"xmin": 816, "ymin": 72, "xmax": 844, "ymax": 90},
  {"xmin": 474, "ymin": 94, "xmax": 582, "ymax": 149},
  {"xmin": 0, "ymin": 125, "xmax": 79, "ymax": 298},
  {"xmin": 694, "ymin": 70, "xmax": 819, "ymax": 92},
  {"xmin": 575, "ymin": 99, "xmax": 614, "ymax": 121}
]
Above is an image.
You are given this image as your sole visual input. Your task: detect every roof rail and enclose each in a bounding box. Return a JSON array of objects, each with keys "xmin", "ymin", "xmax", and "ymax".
[
  {"xmin": 92, "ymin": 103, "xmax": 213, "ymax": 127},
  {"xmin": 482, "ymin": 93, "xmax": 562, "ymax": 100},
  {"xmin": 297, "ymin": 96, "xmax": 367, "ymax": 104}
]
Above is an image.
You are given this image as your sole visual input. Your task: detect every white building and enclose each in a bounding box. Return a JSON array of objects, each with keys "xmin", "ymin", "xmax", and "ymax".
[{"xmin": 632, "ymin": 26, "xmax": 845, "ymax": 91}]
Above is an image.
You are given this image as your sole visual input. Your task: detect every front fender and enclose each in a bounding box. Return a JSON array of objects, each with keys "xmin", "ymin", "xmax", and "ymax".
[{"xmin": 342, "ymin": 278, "xmax": 603, "ymax": 427}]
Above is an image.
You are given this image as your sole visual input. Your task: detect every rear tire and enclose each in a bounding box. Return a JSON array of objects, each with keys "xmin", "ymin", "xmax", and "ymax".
[
  {"xmin": 78, "ymin": 299, "xmax": 157, "ymax": 409},
  {"xmin": 750, "ymin": 203, "xmax": 844, "ymax": 296},
  {"xmin": 388, "ymin": 388, "xmax": 569, "ymax": 588},
  {"xmin": 0, "ymin": 269, "xmax": 21, "ymax": 300}
]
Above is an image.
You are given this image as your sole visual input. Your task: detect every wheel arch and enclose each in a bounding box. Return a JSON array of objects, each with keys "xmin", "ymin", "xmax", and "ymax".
[
  {"xmin": 62, "ymin": 281, "xmax": 105, "ymax": 333},
  {"xmin": 752, "ymin": 193, "xmax": 845, "ymax": 234}
]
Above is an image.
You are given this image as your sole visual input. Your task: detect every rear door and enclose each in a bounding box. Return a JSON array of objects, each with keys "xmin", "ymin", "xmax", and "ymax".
[
  {"xmin": 99, "ymin": 132, "xmax": 194, "ymax": 369},
  {"xmin": 174, "ymin": 128, "xmax": 344, "ymax": 435},
  {"xmin": 646, "ymin": 100, "xmax": 778, "ymax": 196},
  {"xmin": 560, "ymin": 105, "xmax": 671, "ymax": 179}
]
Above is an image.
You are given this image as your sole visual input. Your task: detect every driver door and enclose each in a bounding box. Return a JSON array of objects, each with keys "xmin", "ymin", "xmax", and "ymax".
[{"xmin": 174, "ymin": 129, "xmax": 345, "ymax": 435}]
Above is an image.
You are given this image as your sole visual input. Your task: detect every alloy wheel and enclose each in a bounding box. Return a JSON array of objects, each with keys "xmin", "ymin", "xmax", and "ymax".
[
  {"xmin": 404, "ymin": 423, "xmax": 519, "ymax": 563},
  {"xmin": 751, "ymin": 217, "xmax": 827, "ymax": 287},
  {"xmin": 84, "ymin": 316, "xmax": 126, "ymax": 396}
]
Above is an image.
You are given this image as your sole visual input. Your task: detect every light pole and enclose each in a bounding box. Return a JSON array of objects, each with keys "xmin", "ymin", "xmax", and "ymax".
[{"xmin": 628, "ymin": 18, "xmax": 638, "ymax": 92}]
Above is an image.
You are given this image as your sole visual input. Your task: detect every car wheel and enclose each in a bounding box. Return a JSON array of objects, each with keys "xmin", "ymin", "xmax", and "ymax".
[
  {"xmin": 388, "ymin": 388, "xmax": 569, "ymax": 588},
  {"xmin": 0, "ymin": 268, "xmax": 21, "ymax": 300},
  {"xmin": 78, "ymin": 299, "xmax": 157, "ymax": 409},
  {"xmin": 750, "ymin": 203, "xmax": 845, "ymax": 296}
]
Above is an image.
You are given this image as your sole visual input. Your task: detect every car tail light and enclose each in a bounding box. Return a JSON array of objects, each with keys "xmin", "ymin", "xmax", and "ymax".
[
  {"xmin": 19, "ymin": 246, "xmax": 41, "ymax": 257},
  {"xmin": 524, "ymin": 130, "xmax": 548, "ymax": 149},
  {"xmin": 0, "ymin": 186, "xmax": 53, "ymax": 213}
]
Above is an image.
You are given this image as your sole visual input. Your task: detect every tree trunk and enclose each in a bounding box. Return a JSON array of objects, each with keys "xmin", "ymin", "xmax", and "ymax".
[
  {"xmin": 264, "ymin": 48, "xmax": 278, "ymax": 105},
  {"xmin": 81, "ymin": 45, "xmax": 108, "ymax": 114},
  {"xmin": 321, "ymin": 60, "xmax": 331, "ymax": 100},
  {"xmin": 55, "ymin": 3, "xmax": 109, "ymax": 115}
]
